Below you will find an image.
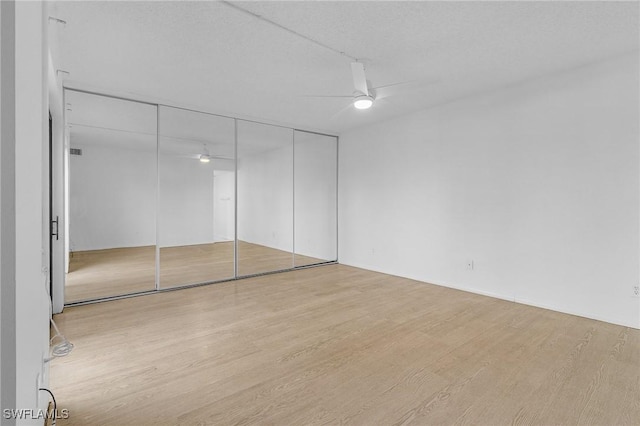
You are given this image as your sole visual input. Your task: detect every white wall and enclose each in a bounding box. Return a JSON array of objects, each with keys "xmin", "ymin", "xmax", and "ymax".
[
  {"xmin": 235, "ymin": 134, "xmax": 340, "ymax": 259},
  {"xmin": 71, "ymin": 133, "xmax": 339, "ymax": 258},
  {"xmin": 213, "ymin": 170, "xmax": 234, "ymax": 242},
  {"xmin": 339, "ymin": 52, "xmax": 640, "ymax": 329},
  {"xmin": 69, "ymin": 141, "xmax": 234, "ymax": 251},
  {"xmin": 69, "ymin": 142, "xmax": 156, "ymax": 251},
  {"xmin": 11, "ymin": 1, "xmax": 51, "ymax": 423},
  {"xmin": 237, "ymin": 146, "xmax": 294, "ymax": 252},
  {"xmin": 159, "ymin": 154, "xmax": 216, "ymax": 248}
]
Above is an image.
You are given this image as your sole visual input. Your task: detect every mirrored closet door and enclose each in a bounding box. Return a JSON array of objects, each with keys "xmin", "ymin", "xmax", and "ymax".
[
  {"xmin": 158, "ymin": 106, "xmax": 236, "ymax": 288},
  {"xmin": 63, "ymin": 89, "xmax": 338, "ymax": 304},
  {"xmin": 293, "ymin": 130, "xmax": 338, "ymax": 266},
  {"xmin": 236, "ymin": 120, "xmax": 294, "ymax": 276},
  {"xmin": 65, "ymin": 91, "xmax": 158, "ymax": 303}
]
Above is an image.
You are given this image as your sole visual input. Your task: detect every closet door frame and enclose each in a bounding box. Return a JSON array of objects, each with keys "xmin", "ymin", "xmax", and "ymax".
[{"xmin": 61, "ymin": 87, "xmax": 338, "ymax": 307}]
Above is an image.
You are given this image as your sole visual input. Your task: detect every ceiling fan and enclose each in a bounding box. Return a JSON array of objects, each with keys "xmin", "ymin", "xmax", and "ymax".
[
  {"xmin": 351, "ymin": 62, "xmax": 375, "ymax": 110},
  {"xmin": 306, "ymin": 62, "xmax": 436, "ymax": 111}
]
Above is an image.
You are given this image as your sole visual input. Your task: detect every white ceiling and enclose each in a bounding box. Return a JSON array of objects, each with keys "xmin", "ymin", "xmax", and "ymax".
[{"xmin": 52, "ymin": 1, "xmax": 639, "ymax": 135}]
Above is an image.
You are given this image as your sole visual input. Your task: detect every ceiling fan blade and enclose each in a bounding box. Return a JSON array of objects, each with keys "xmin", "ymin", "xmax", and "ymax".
[
  {"xmin": 175, "ymin": 153, "xmax": 234, "ymax": 160},
  {"xmin": 374, "ymin": 97, "xmax": 402, "ymax": 114},
  {"xmin": 351, "ymin": 62, "xmax": 369, "ymax": 96},
  {"xmin": 373, "ymin": 78, "xmax": 440, "ymax": 99},
  {"xmin": 301, "ymin": 95, "xmax": 352, "ymax": 98},
  {"xmin": 329, "ymin": 102, "xmax": 356, "ymax": 121}
]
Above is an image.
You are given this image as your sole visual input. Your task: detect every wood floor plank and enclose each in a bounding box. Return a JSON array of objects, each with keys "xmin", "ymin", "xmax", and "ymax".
[
  {"xmin": 51, "ymin": 264, "xmax": 640, "ymax": 425},
  {"xmin": 66, "ymin": 241, "xmax": 328, "ymax": 302}
]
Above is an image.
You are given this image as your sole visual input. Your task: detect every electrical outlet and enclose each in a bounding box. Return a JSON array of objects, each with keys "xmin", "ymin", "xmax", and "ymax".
[
  {"xmin": 466, "ymin": 260, "xmax": 474, "ymax": 271},
  {"xmin": 633, "ymin": 285, "xmax": 639, "ymax": 297}
]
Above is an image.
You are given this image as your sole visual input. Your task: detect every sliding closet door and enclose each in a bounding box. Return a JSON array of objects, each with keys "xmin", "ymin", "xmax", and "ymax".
[
  {"xmin": 237, "ymin": 120, "xmax": 294, "ymax": 276},
  {"xmin": 63, "ymin": 91, "xmax": 338, "ymax": 302},
  {"xmin": 65, "ymin": 91, "xmax": 158, "ymax": 302},
  {"xmin": 294, "ymin": 131, "xmax": 338, "ymax": 266},
  {"xmin": 158, "ymin": 106, "xmax": 236, "ymax": 288}
]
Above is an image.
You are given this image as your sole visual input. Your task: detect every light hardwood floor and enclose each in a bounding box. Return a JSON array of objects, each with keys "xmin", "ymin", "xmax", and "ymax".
[
  {"xmin": 51, "ymin": 264, "xmax": 640, "ymax": 425},
  {"xmin": 66, "ymin": 241, "xmax": 326, "ymax": 302}
]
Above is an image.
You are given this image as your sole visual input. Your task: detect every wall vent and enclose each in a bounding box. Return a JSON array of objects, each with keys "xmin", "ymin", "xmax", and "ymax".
[{"xmin": 70, "ymin": 148, "xmax": 82, "ymax": 156}]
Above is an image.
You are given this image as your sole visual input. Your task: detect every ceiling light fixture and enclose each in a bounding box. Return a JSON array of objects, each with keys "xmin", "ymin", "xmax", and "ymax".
[
  {"xmin": 199, "ymin": 143, "xmax": 211, "ymax": 163},
  {"xmin": 353, "ymin": 95, "xmax": 374, "ymax": 110}
]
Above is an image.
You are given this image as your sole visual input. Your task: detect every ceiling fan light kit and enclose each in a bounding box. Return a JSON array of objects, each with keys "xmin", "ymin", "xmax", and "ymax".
[{"xmin": 353, "ymin": 94, "xmax": 374, "ymax": 109}]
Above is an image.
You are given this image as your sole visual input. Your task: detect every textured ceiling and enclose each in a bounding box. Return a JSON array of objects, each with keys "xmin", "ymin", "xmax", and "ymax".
[{"xmin": 52, "ymin": 1, "xmax": 639, "ymax": 135}]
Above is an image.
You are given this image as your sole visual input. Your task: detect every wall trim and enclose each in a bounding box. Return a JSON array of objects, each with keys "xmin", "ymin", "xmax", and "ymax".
[{"xmin": 339, "ymin": 260, "xmax": 640, "ymax": 330}]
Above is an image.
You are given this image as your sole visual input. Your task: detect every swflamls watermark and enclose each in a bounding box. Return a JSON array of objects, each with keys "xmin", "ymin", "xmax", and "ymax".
[{"xmin": 3, "ymin": 408, "xmax": 70, "ymax": 420}]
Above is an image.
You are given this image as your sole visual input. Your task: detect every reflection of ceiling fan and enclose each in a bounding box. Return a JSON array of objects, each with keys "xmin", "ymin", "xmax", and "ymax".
[
  {"xmin": 199, "ymin": 144, "xmax": 212, "ymax": 163},
  {"xmin": 163, "ymin": 139, "xmax": 234, "ymax": 163},
  {"xmin": 306, "ymin": 62, "xmax": 437, "ymax": 111},
  {"xmin": 195, "ymin": 144, "xmax": 236, "ymax": 163},
  {"xmin": 193, "ymin": 147, "xmax": 233, "ymax": 163},
  {"xmin": 176, "ymin": 151, "xmax": 233, "ymax": 163}
]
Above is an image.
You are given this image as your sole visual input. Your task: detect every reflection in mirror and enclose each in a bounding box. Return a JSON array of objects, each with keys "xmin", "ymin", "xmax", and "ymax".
[
  {"xmin": 65, "ymin": 91, "xmax": 157, "ymax": 302},
  {"xmin": 294, "ymin": 131, "xmax": 338, "ymax": 266},
  {"xmin": 158, "ymin": 107, "xmax": 235, "ymax": 288},
  {"xmin": 237, "ymin": 120, "xmax": 293, "ymax": 276}
]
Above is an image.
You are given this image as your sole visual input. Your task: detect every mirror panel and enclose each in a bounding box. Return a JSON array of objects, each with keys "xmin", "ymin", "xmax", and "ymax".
[
  {"xmin": 294, "ymin": 131, "xmax": 338, "ymax": 266},
  {"xmin": 158, "ymin": 106, "xmax": 236, "ymax": 288},
  {"xmin": 237, "ymin": 120, "xmax": 294, "ymax": 276},
  {"xmin": 65, "ymin": 91, "xmax": 157, "ymax": 302},
  {"xmin": 63, "ymin": 90, "xmax": 338, "ymax": 304}
]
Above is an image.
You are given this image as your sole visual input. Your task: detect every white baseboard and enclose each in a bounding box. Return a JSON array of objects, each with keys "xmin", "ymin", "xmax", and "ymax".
[{"xmin": 338, "ymin": 260, "xmax": 639, "ymax": 330}]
